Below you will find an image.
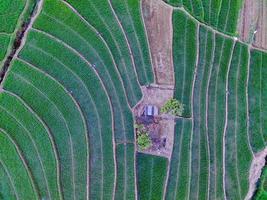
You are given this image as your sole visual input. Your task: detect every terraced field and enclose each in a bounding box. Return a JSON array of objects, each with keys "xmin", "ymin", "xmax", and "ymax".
[
  {"xmin": 164, "ymin": 0, "xmax": 243, "ymax": 36},
  {"xmin": 1, "ymin": 0, "xmax": 267, "ymax": 200},
  {"xmin": 137, "ymin": 153, "xmax": 168, "ymax": 200},
  {"xmin": 165, "ymin": 9, "xmax": 267, "ymax": 200}
]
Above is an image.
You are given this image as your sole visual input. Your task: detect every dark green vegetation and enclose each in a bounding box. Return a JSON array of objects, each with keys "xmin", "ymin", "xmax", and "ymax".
[
  {"xmin": 253, "ymin": 167, "xmax": 267, "ymax": 200},
  {"xmin": 165, "ymin": 119, "xmax": 192, "ymax": 199},
  {"xmin": 135, "ymin": 124, "xmax": 152, "ymax": 150},
  {"xmin": 0, "ymin": 0, "xmax": 153, "ymax": 199},
  {"xmin": 164, "ymin": 0, "xmax": 243, "ymax": 36},
  {"xmin": 137, "ymin": 153, "xmax": 168, "ymax": 200},
  {"xmin": 164, "ymin": 9, "xmax": 266, "ymax": 200},
  {"xmin": 1, "ymin": 0, "xmax": 267, "ymax": 200},
  {"xmin": 0, "ymin": 0, "xmax": 35, "ymax": 65},
  {"xmin": 160, "ymin": 98, "xmax": 184, "ymax": 116}
]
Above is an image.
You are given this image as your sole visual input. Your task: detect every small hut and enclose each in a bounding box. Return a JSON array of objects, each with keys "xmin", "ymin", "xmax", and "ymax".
[{"xmin": 143, "ymin": 105, "xmax": 159, "ymax": 117}]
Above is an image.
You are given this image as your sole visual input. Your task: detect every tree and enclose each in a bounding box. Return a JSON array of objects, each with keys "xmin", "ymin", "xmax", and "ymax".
[
  {"xmin": 161, "ymin": 98, "xmax": 184, "ymax": 116},
  {"xmin": 135, "ymin": 124, "xmax": 151, "ymax": 150}
]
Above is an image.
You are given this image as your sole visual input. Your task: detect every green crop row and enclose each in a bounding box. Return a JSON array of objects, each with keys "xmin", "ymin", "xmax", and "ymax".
[
  {"xmin": 0, "ymin": 129, "xmax": 38, "ymax": 199},
  {"xmin": 172, "ymin": 10, "xmax": 197, "ymax": 118},
  {"xmin": 3, "ymin": 60, "xmax": 89, "ymax": 200},
  {"xmin": 115, "ymin": 144, "xmax": 136, "ymax": 200},
  {"xmin": 0, "ymin": 0, "xmax": 36, "ymax": 65},
  {"xmin": 165, "ymin": 119, "xmax": 192, "ymax": 199},
  {"xmin": 63, "ymin": 0, "xmax": 144, "ymax": 106},
  {"xmin": 168, "ymin": 10, "xmax": 259, "ymax": 199},
  {"xmin": 189, "ymin": 26, "xmax": 212, "ymax": 200},
  {"xmin": 0, "ymin": 91, "xmax": 60, "ymax": 199},
  {"xmin": 0, "ymin": 0, "xmax": 148, "ymax": 198},
  {"xmin": 248, "ymin": 50, "xmax": 267, "ymax": 152},
  {"xmin": 164, "ymin": 0, "xmax": 243, "ymax": 36},
  {"xmin": 32, "ymin": 3, "xmax": 134, "ymax": 141},
  {"xmin": 225, "ymin": 42, "xmax": 252, "ymax": 199},
  {"xmin": 109, "ymin": 0, "xmax": 154, "ymax": 85},
  {"xmin": 137, "ymin": 153, "xmax": 168, "ymax": 200}
]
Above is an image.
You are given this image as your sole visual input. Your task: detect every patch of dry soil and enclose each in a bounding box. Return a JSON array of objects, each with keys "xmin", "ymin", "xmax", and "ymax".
[
  {"xmin": 142, "ymin": 0, "xmax": 174, "ymax": 85},
  {"xmin": 238, "ymin": 0, "xmax": 267, "ymax": 49},
  {"xmin": 245, "ymin": 148, "xmax": 267, "ymax": 200},
  {"xmin": 253, "ymin": 0, "xmax": 267, "ymax": 49},
  {"xmin": 134, "ymin": 85, "xmax": 174, "ymax": 158}
]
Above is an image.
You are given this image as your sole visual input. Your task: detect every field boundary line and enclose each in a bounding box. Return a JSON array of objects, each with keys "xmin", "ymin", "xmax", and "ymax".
[
  {"xmin": 31, "ymin": 27, "xmax": 128, "ymax": 142},
  {"xmin": 74, "ymin": 0, "xmax": 139, "ymax": 105},
  {"xmin": 234, "ymin": 45, "xmax": 243, "ymax": 200},
  {"xmin": 187, "ymin": 17, "xmax": 195, "ymax": 200},
  {"xmin": 203, "ymin": 29, "xmax": 211, "ymax": 200},
  {"xmin": 169, "ymin": 5, "xmax": 267, "ymax": 55},
  {"xmin": 17, "ymin": 58, "xmax": 89, "ymax": 200},
  {"xmin": 107, "ymin": 0, "xmax": 143, "ymax": 89},
  {"xmin": 222, "ymin": 0, "xmax": 231, "ymax": 32},
  {"xmin": 4, "ymin": 89, "xmax": 64, "ymax": 200},
  {"xmin": 222, "ymin": 40, "xmax": 236, "ymax": 200},
  {"xmin": 0, "ymin": 128, "xmax": 40, "ymax": 199},
  {"xmin": 0, "ymin": 159, "xmax": 19, "ymax": 199},
  {"xmin": 213, "ymin": 36, "xmax": 226, "ymax": 199},
  {"xmin": 111, "ymin": 0, "xmax": 150, "ymax": 84},
  {"xmin": 197, "ymin": 27, "xmax": 210, "ymax": 200},
  {"xmin": 27, "ymin": 27, "xmax": 118, "ymax": 199},
  {"xmin": 194, "ymin": 23, "xmax": 202, "ymax": 200},
  {"xmin": 246, "ymin": 48, "xmax": 255, "ymax": 156},
  {"xmin": 11, "ymin": 71, "xmax": 78, "ymax": 200},
  {"xmin": 0, "ymin": 104, "xmax": 53, "ymax": 200},
  {"xmin": 60, "ymin": 1, "xmax": 132, "ymax": 110},
  {"xmin": 206, "ymin": 30, "xmax": 216, "ymax": 200}
]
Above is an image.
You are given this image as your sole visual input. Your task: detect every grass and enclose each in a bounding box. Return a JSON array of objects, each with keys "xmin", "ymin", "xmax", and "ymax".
[{"xmin": 137, "ymin": 153, "xmax": 168, "ymax": 200}]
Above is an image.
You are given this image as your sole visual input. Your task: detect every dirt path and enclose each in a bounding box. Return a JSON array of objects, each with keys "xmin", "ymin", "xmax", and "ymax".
[
  {"xmin": 245, "ymin": 148, "xmax": 267, "ymax": 200},
  {"xmin": 142, "ymin": 0, "xmax": 174, "ymax": 85}
]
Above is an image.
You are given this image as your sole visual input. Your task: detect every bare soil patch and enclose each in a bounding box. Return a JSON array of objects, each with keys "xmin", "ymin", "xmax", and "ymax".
[
  {"xmin": 238, "ymin": 0, "xmax": 267, "ymax": 49},
  {"xmin": 142, "ymin": 0, "xmax": 174, "ymax": 85},
  {"xmin": 253, "ymin": 0, "xmax": 267, "ymax": 49},
  {"xmin": 245, "ymin": 148, "xmax": 267, "ymax": 200},
  {"xmin": 133, "ymin": 85, "xmax": 174, "ymax": 158}
]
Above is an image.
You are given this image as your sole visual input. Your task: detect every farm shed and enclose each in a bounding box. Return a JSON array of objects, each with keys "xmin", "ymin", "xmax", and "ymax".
[{"xmin": 143, "ymin": 105, "xmax": 159, "ymax": 116}]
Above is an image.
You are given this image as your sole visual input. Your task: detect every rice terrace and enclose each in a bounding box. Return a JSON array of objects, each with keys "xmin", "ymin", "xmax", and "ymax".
[{"xmin": 1, "ymin": 0, "xmax": 267, "ymax": 199}]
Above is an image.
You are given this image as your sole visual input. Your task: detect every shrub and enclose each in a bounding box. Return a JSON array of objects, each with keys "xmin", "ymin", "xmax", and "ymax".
[
  {"xmin": 161, "ymin": 98, "xmax": 184, "ymax": 116},
  {"xmin": 135, "ymin": 124, "xmax": 151, "ymax": 150}
]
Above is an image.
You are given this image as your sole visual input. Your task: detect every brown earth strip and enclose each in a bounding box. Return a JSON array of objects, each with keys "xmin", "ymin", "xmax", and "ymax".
[
  {"xmin": 238, "ymin": 0, "xmax": 267, "ymax": 49},
  {"xmin": 254, "ymin": 0, "xmax": 267, "ymax": 49},
  {"xmin": 142, "ymin": 0, "xmax": 174, "ymax": 85}
]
